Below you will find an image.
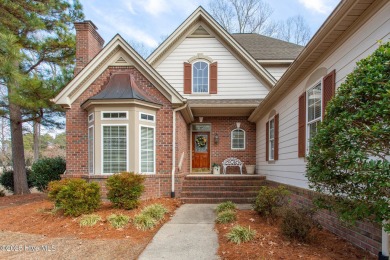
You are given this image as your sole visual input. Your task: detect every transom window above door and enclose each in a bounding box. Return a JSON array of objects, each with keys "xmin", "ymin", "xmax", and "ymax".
[{"xmin": 192, "ymin": 61, "xmax": 209, "ymax": 93}]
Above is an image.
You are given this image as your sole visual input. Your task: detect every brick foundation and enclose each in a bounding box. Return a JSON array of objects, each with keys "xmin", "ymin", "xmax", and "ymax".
[{"xmin": 265, "ymin": 180, "xmax": 381, "ymax": 255}]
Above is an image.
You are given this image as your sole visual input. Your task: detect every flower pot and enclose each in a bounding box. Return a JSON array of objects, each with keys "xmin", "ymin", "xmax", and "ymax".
[
  {"xmin": 213, "ymin": 166, "xmax": 220, "ymax": 175},
  {"xmin": 245, "ymin": 165, "xmax": 255, "ymax": 174}
]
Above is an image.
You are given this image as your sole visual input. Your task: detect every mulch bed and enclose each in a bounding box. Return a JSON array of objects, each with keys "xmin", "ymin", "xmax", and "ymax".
[{"xmin": 215, "ymin": 209, "xmax": 375, "ymax": 260}]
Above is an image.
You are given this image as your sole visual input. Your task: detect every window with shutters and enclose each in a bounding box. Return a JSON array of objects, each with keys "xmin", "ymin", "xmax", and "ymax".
[
  {"xmin": 306, "ymin": 82, "xmax": 322, "ymax": 154},
  {"xmin": 192, "ymin": 61, "xmax": 209, "ymax": 93},
  {"xmin": 231, "ymin": 128, "xmax": 245, "ymax": 150}
]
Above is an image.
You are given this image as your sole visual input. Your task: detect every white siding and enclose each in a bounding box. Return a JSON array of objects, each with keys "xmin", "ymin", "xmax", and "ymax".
[
  {"xmin": 156, "ymin": 37, "xmax": 269, "ymax": 99},
  {"xmin": 256, "ymin": 3, "xmax": 390, "ymax": 189},
  {"xmin": 263, "ymin": 65, "xmax": 289, "ymax": 80}
]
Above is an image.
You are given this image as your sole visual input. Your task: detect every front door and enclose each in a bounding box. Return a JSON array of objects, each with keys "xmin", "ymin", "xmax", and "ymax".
[{"xmin": 192, "ymin": 132, "xmax": 210, "ymax": 172}]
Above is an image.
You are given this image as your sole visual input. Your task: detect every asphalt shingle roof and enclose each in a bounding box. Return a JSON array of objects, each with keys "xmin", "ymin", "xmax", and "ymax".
[{"xmin": 232, "ymin": 34, "xmax": 304, "ymax": 60}]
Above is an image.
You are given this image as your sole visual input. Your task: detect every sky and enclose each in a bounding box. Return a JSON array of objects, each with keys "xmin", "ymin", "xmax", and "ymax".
[{"xmin": 80, "ymin": 0, "xmax": 341, "ymax": 49}]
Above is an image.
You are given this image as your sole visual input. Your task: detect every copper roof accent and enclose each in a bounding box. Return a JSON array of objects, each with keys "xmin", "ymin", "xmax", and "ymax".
[
  {"xmin": 232, "ymin": 34, "xmax": 304, "ymax": 60},
  {"xmin": 89, "ymin": 73, "xmax": 155, "ymax": 103}
]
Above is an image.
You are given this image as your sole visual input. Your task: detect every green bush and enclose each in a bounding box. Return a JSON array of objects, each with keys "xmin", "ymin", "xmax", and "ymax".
[
  {"xmin": 142, "ymin": 204, "xmax": 169, "ymax": 222},
  {"xmin": 307, "ymin": 42, "xmax": 390, "ymax": 231},
  {"xmin": 79, "ymin": 214, "xmax": 102, "ymax": 227},
  {"xmin": 47, "ymin": 178, "xmax": 101, "ymax": 217},
  {"xmin": 226, "ymin": 225, "xmax": 256, "ymax": 244},
  {"xmin": 280, "ymin": 206, "xmax": 316, "ymax": 242},
  {"xmin": 30, "ymin": 157, "xmax": 66, "ymax": 192},
  {"xmin": 216, "ymin": 201, "xmax": 236, "ymax": 213},
  {"xmin": 133, "ymin": 213, "xmax": 157, "ymax": 231},
  {"xmin": 106, "ymin": 172, "xmax": 145, "ymax": 210},
  {"xmin": 0, "ymin": 189, "xmax": 5, "ymax": 197},
  {"xmin": 216, "ymin": 210, "xmax": 236, "ymax": 224},
  {"xmin": 107, "ymin": 214, "xmax": 130, "ymax": 229},
  {"xmin": 0, "ymin": 169, "xmax": 34, "ymax": 192},
  {"xmin": 253, "ymin": 186, "xmax": 290, "ymax": 219}
]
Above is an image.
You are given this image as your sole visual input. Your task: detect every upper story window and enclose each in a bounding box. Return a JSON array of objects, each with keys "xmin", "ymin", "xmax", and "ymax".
[
  {"xmin": 231, "ymin": 128, "xmax": 245, "ymax": 150},
  {"xmin": 102, "ymin": 111, "xmax": 127, "ymax": 120},
  {"xmin": 192, "ymin": 61, "xmax": 209, "ymax": 93},
  {"xmin": 306, "ymin": 82, "xmax": 322, "ymax": 153}
]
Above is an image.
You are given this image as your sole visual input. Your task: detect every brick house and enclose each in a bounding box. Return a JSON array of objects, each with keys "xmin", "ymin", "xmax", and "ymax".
[{"xmin": 54, "ymin": 1, "xmax": 389, "ymax": 256}]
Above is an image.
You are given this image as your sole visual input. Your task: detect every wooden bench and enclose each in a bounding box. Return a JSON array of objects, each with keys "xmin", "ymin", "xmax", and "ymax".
[{"xmin": 222, "ymin": 157, "xmax": 243, "ymax": 175}]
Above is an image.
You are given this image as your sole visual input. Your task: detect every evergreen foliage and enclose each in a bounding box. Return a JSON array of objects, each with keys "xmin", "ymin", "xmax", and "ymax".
[
  {"xmin": 306, "ymin": 42, "xmax": 390, "ymax": 231},
  {"xmin": 30, "ymin": 156, "xmax": 66, "ymax": 191}
]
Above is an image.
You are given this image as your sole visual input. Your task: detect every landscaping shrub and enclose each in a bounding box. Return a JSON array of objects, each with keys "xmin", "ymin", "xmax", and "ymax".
[
  {"xmin": 216, "ymin": 201, "xmax": 236, "ymax": 213},
  {"xmin": 0, "ymin": 189, "xmax": 5, "ymax": 197},
  {"xmin": 253, "ymin": 186, "xmax": 290, "ymax": 219},
  {"xmin": 106, "ymin": 172, "xmax": 145, "ymax": 210},
  {"xmin": 30, "ymin": 157, "xmax": 66, "ymax": 192},
  {"xmin": 226, "ymin": 225, "xmax": 256, "ymax": 244},
  {"xmin": 47, "ymin": 178, "xmax": 101, "ymax": 217},
  {"xmin": 79, "ymin": 214, "xmax": 102, "ymax": 227},
  {"xmin": 0, "ymin": 169, "xmax": 34, "ymax": 192},
  {"xmin": 142, "ymin": 204, "xmax": 169, "ymax": 222},
  {"xmin": 280, "ymin": 206, "xmax": 316, "ymax": 242},
  {"xmin": 133, "ymin": 213, "xmax": 157, "ymax": 231},
  {"xmin": 216, "ymin": 210, "xmax": 236, "ymax": 224},
  {"xmin": 107, "ymin": 214, "xmax": 130, "ymax": 229}
]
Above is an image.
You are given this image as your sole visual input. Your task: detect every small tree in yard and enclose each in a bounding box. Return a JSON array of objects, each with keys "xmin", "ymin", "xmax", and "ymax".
[{"xmin": 306, "ymin": 42, "xmax": 390, "ymax": 231}]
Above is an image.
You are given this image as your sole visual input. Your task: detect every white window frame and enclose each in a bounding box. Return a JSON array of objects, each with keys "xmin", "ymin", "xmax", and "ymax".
[
  {"xmin": 231, "ymin": 128, "xmax": 246, "ymax": 150},
  {"xmin": 268, "ymin": 117, "xmax": 275, "ymax": 161},
  {"xmin": 88, "ymin": 125, "xmax": 94, "ymax": 174},
  {"xmin": 139, "ymin": 125, "xmax": 156, "ymax": 174},
  {"xmin": 101, "ymin": 124, "xmax": 129, "ymax": 175},
  {"xmin": 101, "ymin": 111, "xmax": 128, "ymax": 120},
  {"xmin": 192, "ymin": 60, "xmax": 210, "ymax": 94},
  {"xmin": 139, "ymin": 112, "xmax": 155, "ymax": 123},
  {"xmin": 306, "ymin": 81, "xmax": 322, "ymax": 155},
  {"xmin": 88, "ymin": 113, "xmax": 94, "ymax": 123}
]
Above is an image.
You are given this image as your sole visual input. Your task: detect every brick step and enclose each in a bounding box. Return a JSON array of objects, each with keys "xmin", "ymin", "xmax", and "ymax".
[
  {"xmin": 185, "ymin": 175, "xmax": 266, "ymax": 181},
  {"xmin": 183, "ymin": 180, "xmax": 265, "ymax": 186},
  {"xmin": 181, "ymin": 185, "xmax": 261, "ymax": 192},
  {"xmin": 181, "ymin": 191, "xmax": 258, "ymax": 198},
  {"xmin": 181, "ymin": 197, "xmax": 256, "ymax": 204}
]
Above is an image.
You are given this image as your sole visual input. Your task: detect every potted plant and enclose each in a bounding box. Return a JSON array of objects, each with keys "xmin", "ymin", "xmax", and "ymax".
[
  {"xmin": 212, "ymin": 163, "xmax": 220, "ymax": 175},
  {"xmin": 245, "ymin": 165, "xmax": 255, "ymax": 174}
]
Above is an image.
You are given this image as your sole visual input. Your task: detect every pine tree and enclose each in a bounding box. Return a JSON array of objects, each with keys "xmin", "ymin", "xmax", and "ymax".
[{"xmin": 0, "ymin": 0, "xmax": 84, "ymax": 194}]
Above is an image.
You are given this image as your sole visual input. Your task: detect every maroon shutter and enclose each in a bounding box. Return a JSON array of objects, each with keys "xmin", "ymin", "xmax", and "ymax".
[
  {"xmin": 266, "ymin": 121, "xmax": 269, "ymax": 161},
  {"xmin": 184, "ymin": 62, "xmax": 192, "ymax": 94},
  {"xmin": 298, "ymin": 93, "xmax": 306, "ymax": 158},
  {"xmin": 209, "ymin": 62, "xmax": 218, "ymax": 94},
  {"xmin": 322, "ymin": 69, "xmax": 336, "ymax": 119},
  {"xmin": 274, "ymin": 114, "xmax": 279, "ymax": 161}
]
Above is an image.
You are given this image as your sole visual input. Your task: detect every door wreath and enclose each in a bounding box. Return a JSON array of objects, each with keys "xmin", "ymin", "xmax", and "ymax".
[{"xmin": 195, "ymin": 136, "xmax": 207, "ymax": 147}]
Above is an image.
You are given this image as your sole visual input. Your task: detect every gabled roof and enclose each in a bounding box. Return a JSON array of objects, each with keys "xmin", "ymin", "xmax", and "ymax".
[
  {"xmin": 147, "ymin": 6, "xmax": 276, "ymax": 89},
  {"xmin": 232, "ymin": 34, "xmax": 304, "ymax": 60},
  {"xmin": 248, "ymin": 0, "xmax": 387, "ymax": 122},
  {"xmin": 53, "ymin": 35, "xmax": 185, "ymax": 108}
]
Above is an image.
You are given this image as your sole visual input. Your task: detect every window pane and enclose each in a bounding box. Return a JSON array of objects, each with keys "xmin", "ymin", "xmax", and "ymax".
[
  {"xmin": 103, "ymin": 126, "xmax": 127, "ymax": 174},
  {"xmin": 140, "ymin": 126, "xmax": 155, "ymax": 173},
  {"xmin": 192, "ymin": 61, "xmax": 209, "ymax": 93},
  {"xmin": 88, "ymin": 127, "xmax": 94, "ymax": 173},
  {"xmin": 232, "ymin": 129, "xmax": 245, "ymax": 149}
]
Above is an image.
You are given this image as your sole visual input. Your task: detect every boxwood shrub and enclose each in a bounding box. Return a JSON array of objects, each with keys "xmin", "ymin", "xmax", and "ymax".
[{"xmin": 31, "ymin": 157, "xmax": 66, "ymax": 192}]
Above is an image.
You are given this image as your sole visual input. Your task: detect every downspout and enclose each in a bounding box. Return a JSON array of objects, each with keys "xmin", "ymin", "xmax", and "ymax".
[{"xmin": 171, "ymin": 103, "xmax": 188, "ymax": 198}]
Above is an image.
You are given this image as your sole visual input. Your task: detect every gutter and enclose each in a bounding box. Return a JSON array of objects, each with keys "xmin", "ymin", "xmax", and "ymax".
[{"xmin": 171, "ymin": 103, "xmax": 188, "ymax": 198}]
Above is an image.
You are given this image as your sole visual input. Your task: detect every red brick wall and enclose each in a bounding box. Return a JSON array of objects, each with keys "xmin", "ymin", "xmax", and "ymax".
[
  {"xmin": 201, "ymin": 116, "xmax": 256, "ymax": 174},
  {"xmin": 176, "ymin": 112, "xmax": 190, "ymax": 175},
  {"xmin": 66, "ymin": 66, "xmax": 175, "ymax": 197},
  {"xmin": 74, "ymin": 21, "xmax": 104, "ymax": 75},
  {"xmin": 265, "ymin": 180, "xmax": 381, "ymax": 255}
]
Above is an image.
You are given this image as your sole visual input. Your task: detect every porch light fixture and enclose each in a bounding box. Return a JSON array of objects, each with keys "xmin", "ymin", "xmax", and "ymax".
[
  {"xmin": 236, "ymin": 122, "xmax": 241, "ymax": 128},
  {"xmin": 214, "ymin": 133, "xmax": 219, "ymax": 144},
  {"xmin": 199, "ymin": 117, "xmax": 203, "ymax": 123}
]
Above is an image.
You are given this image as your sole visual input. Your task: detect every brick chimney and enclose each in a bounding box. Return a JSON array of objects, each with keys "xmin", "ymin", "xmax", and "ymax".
[{"xmin": 74, "ymin": 21, "xmax": 104, "ymax": 75}]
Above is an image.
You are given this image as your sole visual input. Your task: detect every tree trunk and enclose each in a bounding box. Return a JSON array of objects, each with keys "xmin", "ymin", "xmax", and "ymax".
[
  {"xmin": 8, "ymin": 87, "xmax": 30, "ymax": 194},
  {"xmin": 33, "ymin": 121, "xmax": 40, "ymax": 162}
]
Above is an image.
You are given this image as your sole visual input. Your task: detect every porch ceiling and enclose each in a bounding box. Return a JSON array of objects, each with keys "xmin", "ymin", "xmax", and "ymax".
[{"xmin": 188, "ymin": 99, "xmax": 261, "ymax": 116}]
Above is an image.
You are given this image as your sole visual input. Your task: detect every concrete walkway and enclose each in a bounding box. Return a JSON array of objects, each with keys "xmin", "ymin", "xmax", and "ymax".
[{"xmin": 138, "ymin": 204, "xmax": 219, "ymax": 260}]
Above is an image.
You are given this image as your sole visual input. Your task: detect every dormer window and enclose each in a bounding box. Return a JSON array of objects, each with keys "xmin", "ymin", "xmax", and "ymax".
[{"xmin": 192, "ymin": 61, "xmax": 209, "ymax": 93}]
